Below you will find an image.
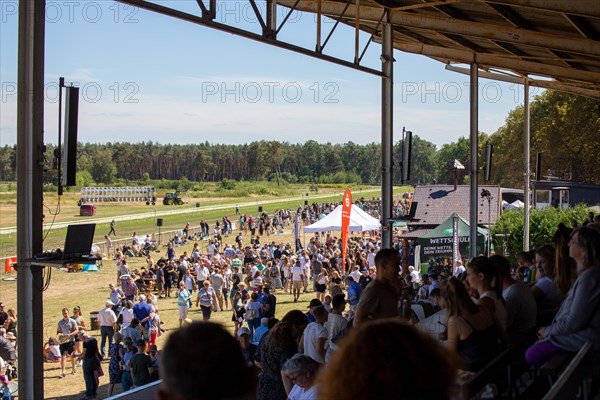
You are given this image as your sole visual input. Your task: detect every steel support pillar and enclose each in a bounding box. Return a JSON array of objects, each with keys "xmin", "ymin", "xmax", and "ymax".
[
  {"xmin": 381, "ymin": 12, "xmax": 393, "ymax": 248},
  {"xmin": 17, "ymin": 0, "xmax": 45, "ymax": 398},
  {"xmin": 523, "ymin": 79, "xmax": 531, "ymax": 251},
  {"xmin": 469, "ymin": 63, "xmax": 479, "ymax": 259}
]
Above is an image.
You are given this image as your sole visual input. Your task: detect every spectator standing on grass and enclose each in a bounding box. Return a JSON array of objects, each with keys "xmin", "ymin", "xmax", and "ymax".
[
  {"xmin": 196, "ymin": 280, "xmax": 219, "ymax": 321},
  {"xmin": 57, "ymin": 308, "xmax": 78, "ymax": 378},
  {"xmin": 176, "ymin": 282, "xmax": 191, "ymax": 328},
  {"xmin": 291, "ymin": 258, "xmax": 305, "ymax": 303},
  {"xmin": 108, "ymin": 332, "xmax": 124, "ymax": 397},
  {"xmin": 98, "ymin": 300, "xmax": 117, "ymax": 357},
  {"xmin": 133, "ymin": 295, "xmax": 152, "ymax": 339},
  {"xmin": 77, "ymin": 330, "xmax": 101, "ymax": 400},
  {"xmin": 129, "ymin": 339, "xmax": 154, "ymax": 388},
  {"xmin": 108, "ymin": 220, "xmax": 116, "ymax": 236},
  {"xmin": 121, "ymin": 301, "xmax": 134, "ymax": 330},
  {"xmin": 122, "ymin": 319, "xmax": 143, "ymax": 344},
  {"xmin": 120, "ymin": 337, "xmax": 135, "ymax": 392},
  {"xmin": 122, "ymin": 276, "xmax": 138, "ymax": 302}
]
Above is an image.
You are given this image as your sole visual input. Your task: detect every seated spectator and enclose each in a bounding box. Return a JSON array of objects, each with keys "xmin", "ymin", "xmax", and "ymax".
[
  {"xmin": 281, "ymin": 354, "xmax": 319, "ymax": 400},
  {"xmin": 318, "ymin": 319, "xmax": 457, "ymax": 399},
  {"xmin": 157, "ymin": 322, "xmax": 254, "ymax": 400},
  {"xmin": 533, "ymin": 245, "xmax": 562, "ymax": 326},
  {"xmin": 44, "ymin": 337, "xmax": 61, "ymax": 362},
  {"xmin": 526, "ymin": 226, "xmax": 600, "ymax": 368},
  {"xmin": 441, "ymin": 277, "xmax": 501, "ymax": 371},
  {"xmin": 466, "ymin": 256, "xmax": 507, "ymax": 334},
  {"xmin": 492, "ymin": 255, "xmax": 537, "ymax": 343}
]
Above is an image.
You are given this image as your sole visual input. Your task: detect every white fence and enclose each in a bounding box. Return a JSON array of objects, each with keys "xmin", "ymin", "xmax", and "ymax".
[{"xmin": 80, "ymin": 186, "xmax": 157, "ymax": 203}]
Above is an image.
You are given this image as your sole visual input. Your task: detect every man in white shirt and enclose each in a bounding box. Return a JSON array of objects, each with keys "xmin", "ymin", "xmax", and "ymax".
[
  {"xmin": 207, "ymin": 240, "xmax": 217, "ymax": 260},
  {"xmin": 303, "ymin": 306, "xmax": 328, "ymax": 364},
  {"xmin": 366, "ymin": 248, "xmax": 376, "ymax": 268},
  {"xmin": 98, "ymin": 300, "xmax": 117, "ymax": 356},
  {"xmin": 195, "ymin": 263, "xmax": 210, "ymax": 286},
  {"xmin": 290, "ymin": 258, "xmax": 305, "ymax": 302},
  {"xmin": 350, "ymin": 266, "xmax": 362, "ymax": 282},
  {"xmin": 453, "ymin": 260, "xmax": 466, "ymax": 278},
  {"xmin": 408, "ymin": 266, "xmax": 421, "ymax": 284},
  {"xmin": 324, "ymin": 294, "xmax": 348, "ymax": 363},
  {"xmin": 302, "ymin": 259, "xmax": 311, "ymax": 294}
]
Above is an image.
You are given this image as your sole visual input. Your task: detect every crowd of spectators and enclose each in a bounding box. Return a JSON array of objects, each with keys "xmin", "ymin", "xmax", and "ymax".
[{"xmin": 31, "ymin": 205, "xmax": 600, "ymax": 399}]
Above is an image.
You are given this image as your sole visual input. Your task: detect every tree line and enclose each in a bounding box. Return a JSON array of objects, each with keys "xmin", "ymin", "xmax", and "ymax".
[{"xmin": 0, "ymin": 90, "xmax": 597, "ymax": 187}]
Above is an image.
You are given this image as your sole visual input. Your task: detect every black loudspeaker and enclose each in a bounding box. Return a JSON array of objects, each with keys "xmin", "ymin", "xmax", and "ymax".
[
  {"xmin": 258, "ymin": 206, "xmax": 263, "ymax": 212},
  {"xmin": 402, "ymin": 130, "xmax": 412, "ymax": 183},
  {"xmin": 304, "ymin": 200, "xmax": 308, "ymax": 205},
  {"xmin": 62, "ymin": 86, "xmax": 79, "ymax": 187},
  {"xmin": 484, "ymin": 143, "xmax": 493, "ymax": 182},
  {"xmin": 536, "ymin": 152, "xmax": 542, "ymax": 181},
  {"xmin": 157, "ymin": 218, "xmax": 164, "ymax": 227}
]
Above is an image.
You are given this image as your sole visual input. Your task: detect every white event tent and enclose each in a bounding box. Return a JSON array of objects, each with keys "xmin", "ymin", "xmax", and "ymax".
[{"xmin": 304, "ymin": 204, "xmax": 381, "ymax": 233}]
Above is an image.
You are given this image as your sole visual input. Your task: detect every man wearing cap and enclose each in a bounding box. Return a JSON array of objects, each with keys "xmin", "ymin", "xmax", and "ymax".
[
  {"xmin": 128, "ymin": 339, "xmax": 154, "ymax": 388},
  {"xmin": 236, "ymin": 327, "xmax": 257, "ymax": 367},
  {"xmin": 98, "ymin": 300, "xmax": 117, "ymax": 357},
  {"xmin": 306, "ymin": 299, "xmax": 322, "ymax": 323},
  {"xmin": 354, "ymin": 248, "xmax": 403, "ymax": 327}
]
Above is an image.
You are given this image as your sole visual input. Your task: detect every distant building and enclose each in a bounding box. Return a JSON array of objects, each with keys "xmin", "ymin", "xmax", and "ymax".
[{"xmin": 533, "ymin": 180, "xmax": 600, "ymax": 208}]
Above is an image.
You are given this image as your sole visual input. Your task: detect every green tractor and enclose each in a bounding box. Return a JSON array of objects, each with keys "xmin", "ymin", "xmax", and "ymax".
[{"xmin": 163, "ymin": 190, "xmax": 185, "ymax": 205}]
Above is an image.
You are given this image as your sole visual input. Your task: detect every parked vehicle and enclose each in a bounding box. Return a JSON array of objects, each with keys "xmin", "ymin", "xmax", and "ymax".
[{"xmin": 79, "ymin": 204, "xmax": 96, "ymax": 216}]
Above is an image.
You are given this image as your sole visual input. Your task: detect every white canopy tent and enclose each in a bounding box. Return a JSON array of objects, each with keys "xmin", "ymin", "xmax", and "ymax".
[{"xmin": 304, "ymin": 204, "xmax": 381, "ymax": 233}]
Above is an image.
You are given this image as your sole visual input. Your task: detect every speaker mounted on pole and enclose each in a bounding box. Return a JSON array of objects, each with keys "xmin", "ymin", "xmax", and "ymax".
[{"xmin": 61, "ymin": 85, "xmax": 79, "ymax": 187}]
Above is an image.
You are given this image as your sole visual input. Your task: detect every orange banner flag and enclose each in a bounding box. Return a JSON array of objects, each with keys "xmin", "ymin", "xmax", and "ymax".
[{"xmin": 341, "ymin": 189, "xmax": 352, "ymax": 273}]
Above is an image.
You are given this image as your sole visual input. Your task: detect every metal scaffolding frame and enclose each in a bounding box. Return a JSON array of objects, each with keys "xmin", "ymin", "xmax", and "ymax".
[{"xmin": 16, "ymin": 1, "xmax": 600, "ymax": 397}]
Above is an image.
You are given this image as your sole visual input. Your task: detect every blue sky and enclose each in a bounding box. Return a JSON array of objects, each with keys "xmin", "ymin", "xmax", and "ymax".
[{"xmin": 0, "ymin": 1, "xmax": 541, "ymax": 148}]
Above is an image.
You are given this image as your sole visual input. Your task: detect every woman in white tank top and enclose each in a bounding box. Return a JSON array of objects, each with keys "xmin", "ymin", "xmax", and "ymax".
[{"xmin": 466, "ymin": 256, "xmax": 508, "ymax": 337}]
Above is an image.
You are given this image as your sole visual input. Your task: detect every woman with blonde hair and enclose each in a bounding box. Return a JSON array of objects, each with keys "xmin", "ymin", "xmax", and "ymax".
[
  {"xmin": 441, "ymin": 277, "xmax": 501, "ymax": 371},
  {"xmin": 318, "ymin": 319, "xmax": 457, "ymax": 399}
]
